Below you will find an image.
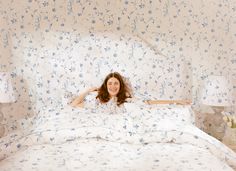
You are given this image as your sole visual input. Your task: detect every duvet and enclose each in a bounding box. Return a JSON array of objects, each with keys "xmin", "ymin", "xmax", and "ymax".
[{"xmin": 0, "ymin": 104, "xmax": 236, "ymax": 171}]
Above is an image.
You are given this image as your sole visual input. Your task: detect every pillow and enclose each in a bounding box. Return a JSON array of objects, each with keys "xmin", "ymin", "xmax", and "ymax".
[{"xmin": 124, "ymin": 102, "xmax": 195, "ymax": 125}]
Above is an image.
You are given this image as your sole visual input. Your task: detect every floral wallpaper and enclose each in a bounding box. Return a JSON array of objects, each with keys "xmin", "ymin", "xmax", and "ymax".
[{"xmin": 0, "ymin": 0, "xmax": 235, "ymax": 134}]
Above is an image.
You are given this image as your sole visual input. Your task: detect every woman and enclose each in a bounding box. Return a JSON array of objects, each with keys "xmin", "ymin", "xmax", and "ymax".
[
  {"xmin": 70, "ymin": 72, "xmax": 191, "ymax": 110},
  {"xmin": 70, "ymin": 72, "xmax": 132, "ymax": 110}
]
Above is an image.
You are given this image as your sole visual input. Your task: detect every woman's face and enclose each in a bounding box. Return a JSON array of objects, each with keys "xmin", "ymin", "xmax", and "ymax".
[{"xmin": 107, "ymin": 77, "xmax": 120, "ymax": 97}]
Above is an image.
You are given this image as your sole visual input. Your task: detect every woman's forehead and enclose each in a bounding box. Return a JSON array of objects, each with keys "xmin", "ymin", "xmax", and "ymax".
[{"xmin": 107, "ymin": 77, "xmax": 119, "ymax": 82}]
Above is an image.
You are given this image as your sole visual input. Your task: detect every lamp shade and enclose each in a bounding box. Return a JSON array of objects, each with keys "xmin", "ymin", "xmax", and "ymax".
[
  {"xmin": 201, "ymin": 76, "xmax": 232, "ymax": 106},
  {"xmin": 0, "ymin": 72, "xmax": 16, "ymax": 103}
]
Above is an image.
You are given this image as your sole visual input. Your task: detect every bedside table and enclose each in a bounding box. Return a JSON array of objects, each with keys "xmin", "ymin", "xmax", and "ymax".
[{"xmin": 223, "ymin": 127, "xmax": 236, "ymax": 152}]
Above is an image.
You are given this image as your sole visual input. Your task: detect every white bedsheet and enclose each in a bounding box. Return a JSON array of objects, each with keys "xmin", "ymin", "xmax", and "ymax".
[{"xmin": 0, "ymin": 104, "xmax": 236, "ymax": 171}]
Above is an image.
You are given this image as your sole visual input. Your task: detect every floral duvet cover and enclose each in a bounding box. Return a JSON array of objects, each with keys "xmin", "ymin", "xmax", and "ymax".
[{"xmin": 0, "ymin": 104, "xmax": 236, "ymax": 171}]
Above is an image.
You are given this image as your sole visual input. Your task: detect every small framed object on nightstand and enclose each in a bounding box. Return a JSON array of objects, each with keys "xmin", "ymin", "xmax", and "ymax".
[
  {"xmin": 223, "ymin": 127, "xmax": 236, "ymax": 152},
  {"xmin": 222, "ymin": 113, "xmax": 236, "ymax": 152}
]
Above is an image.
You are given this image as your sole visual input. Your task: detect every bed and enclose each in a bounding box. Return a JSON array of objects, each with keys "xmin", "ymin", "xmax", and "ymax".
[
  {"xmin": 0, "ymin": 101, "xmax": 236, "ymax": 171},
  {"xmin": 1, "ymin": 32, "xmax": 236, "ymax": 170}
]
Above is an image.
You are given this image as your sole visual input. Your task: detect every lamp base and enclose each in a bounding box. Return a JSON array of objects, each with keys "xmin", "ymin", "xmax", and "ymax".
[{"xmin": 204, "ymin": 106, "xmax": 225, "ymax": 141}]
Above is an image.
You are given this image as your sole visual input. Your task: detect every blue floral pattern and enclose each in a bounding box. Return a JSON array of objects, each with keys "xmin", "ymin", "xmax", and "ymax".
[
  {"xmin": 0, "ymin": 0, "xmax": 235, "ymax": 170},
  {"xmin": 0, "ymin": 104, "xmax": 236, "ymax": 170}
]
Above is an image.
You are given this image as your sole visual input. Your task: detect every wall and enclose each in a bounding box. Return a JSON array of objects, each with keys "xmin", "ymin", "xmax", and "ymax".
[{"xmin": 0, "ymin": 0, "xmax": 235, "ymax": 132}]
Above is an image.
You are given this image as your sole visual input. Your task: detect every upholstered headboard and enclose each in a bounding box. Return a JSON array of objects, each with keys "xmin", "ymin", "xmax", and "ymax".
[{"xmin": 12, "ymin": 31, "xmax": 192, "ymax": 108}]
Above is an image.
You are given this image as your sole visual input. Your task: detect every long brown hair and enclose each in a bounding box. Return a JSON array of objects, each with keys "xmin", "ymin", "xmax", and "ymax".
[{"xmin": 96, "ymin": 72, "xmax": 131, "ymax": 106}]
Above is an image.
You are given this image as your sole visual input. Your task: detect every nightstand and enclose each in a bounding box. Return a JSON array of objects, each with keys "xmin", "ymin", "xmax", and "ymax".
[{"xmin": 223, "ymin": 127, "xmax": 236, "ymax": 152}]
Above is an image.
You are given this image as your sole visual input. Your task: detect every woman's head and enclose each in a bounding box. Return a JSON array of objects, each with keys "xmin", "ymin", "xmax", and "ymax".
[
  {"xmin": 106, "ymin": 76, "xmax": 120, "ymax": 97},
  {"xmin": 96, "ymin": 72, "xmax": 131, "ymax": 106}
]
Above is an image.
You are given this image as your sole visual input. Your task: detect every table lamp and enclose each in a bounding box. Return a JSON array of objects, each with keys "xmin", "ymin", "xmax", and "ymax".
[
  {"xmin": 0, "ymin": 72, "xmax": 16, "ymax": 137},
  {"xmin": 201, "ymin": 75, "xmax": 233, "ymax": 113},
  {"xmin": 200, "ymin": 75, "xmax": 233, "ymax": 140}
]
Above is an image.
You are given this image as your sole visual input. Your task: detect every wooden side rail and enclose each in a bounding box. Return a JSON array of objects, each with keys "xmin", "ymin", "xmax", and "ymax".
[{"xmin": 145, "ymin": 100, "xmax": 192, "ymax": 105}]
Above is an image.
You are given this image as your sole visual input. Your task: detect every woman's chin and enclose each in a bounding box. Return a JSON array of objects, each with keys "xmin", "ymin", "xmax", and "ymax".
[{"xmin": 109, "ymin": 93, "xmax": 118, "ymax": 97}]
